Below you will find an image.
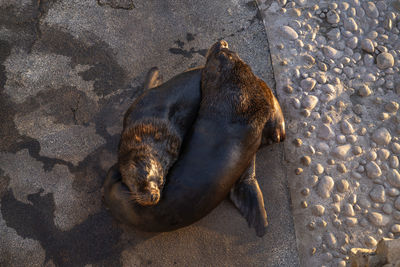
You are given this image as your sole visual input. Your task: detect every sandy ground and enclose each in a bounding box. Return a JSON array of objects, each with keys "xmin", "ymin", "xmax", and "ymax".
[{"xmin": 0, "ymin": 0, "xmax": 299, "ymax": 266}]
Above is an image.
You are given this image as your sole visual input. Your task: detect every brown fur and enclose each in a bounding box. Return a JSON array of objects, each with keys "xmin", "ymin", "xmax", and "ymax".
[{"xmin": 118, "ymin": 117, "xmax": 181, "ymax": 206}]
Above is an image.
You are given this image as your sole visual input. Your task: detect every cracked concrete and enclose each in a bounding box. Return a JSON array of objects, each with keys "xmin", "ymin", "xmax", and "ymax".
[{"xmin": 0, "ymin": 0, "xmax": 299, "ymax": 266}]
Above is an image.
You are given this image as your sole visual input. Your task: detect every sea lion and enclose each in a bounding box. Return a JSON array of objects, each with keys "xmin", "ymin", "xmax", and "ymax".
[
  {"xmin": 118, "ymin": 67, "xmax": 202, "ymax": 206},
  {"xmin": 103, "ymin": 40, "xmax": 285, "ymax": 236}
]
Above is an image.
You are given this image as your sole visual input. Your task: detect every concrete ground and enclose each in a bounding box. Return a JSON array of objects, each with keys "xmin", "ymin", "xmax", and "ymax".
[
  {"xmin": 257, "ymin": 0, "xmax": 400, "ymax": 266},
  {"xmin": 0, "ymin": 0, "xmax": 299, "ymax": 266}
]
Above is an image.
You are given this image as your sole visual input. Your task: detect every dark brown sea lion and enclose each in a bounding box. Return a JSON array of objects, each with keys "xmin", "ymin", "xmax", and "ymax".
[
  {"xmin": 103, "ymin": 40, "xmax": 285, "ymax": 236},
  {"xmin": 118, "ymin": 67, "xmax": 202, "ymax": 206}
]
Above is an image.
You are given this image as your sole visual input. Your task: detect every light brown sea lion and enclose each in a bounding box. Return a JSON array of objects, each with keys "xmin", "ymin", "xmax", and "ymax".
[{"xmin": 118, "ymin": 67, "xmax": 202, "ymax": 206}]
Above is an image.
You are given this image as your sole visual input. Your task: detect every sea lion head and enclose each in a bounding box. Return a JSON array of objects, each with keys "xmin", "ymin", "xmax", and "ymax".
[
  {"xmin": 119, "ymin": 151, "xmax": 164, "ymax": 206},
  {"xmin": 205, "ymin": 40, "xmax": 286, "ymax": 145},
  {"xmin": 203, "ymin": 40, "xmax": 237, "ymax": 81}
]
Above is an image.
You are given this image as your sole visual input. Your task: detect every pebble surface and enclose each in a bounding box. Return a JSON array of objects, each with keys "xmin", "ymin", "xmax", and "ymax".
[{"xmin": 261, "ymin": 0, "xmax": 400, "ymax": 266}]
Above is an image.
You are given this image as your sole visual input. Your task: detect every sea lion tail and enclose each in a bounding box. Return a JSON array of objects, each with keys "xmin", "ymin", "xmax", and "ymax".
[{"xmin": 144, "ymin": 67, "xmax": 163, "ymax": 90}]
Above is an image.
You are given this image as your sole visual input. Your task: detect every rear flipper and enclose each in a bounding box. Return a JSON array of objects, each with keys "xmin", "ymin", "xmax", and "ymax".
[
  {"xmin": 144, "ymin": 67, "xmax": 163, "ymax": 90},
  {"xmin": 230, "ymin": 155, "xmax": 268, "ymax": 237}
]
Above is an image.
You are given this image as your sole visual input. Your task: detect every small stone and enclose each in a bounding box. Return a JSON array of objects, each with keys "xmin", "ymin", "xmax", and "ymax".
[
  {"xmin": 327, "ymin": 28, "xmax": 341, "ymax": 41},
  {"xmin": 392, "ymin": 143, "xmax": 400, "ymax": 154},
  {"xmin": 301, "ymin": 187, "xmax": 310, "ymax": 196},
  {"xmin": 322, "ymin": 252, "xmax": 333, "ymax": 262},
  {"xmin": 379, "ymin": 112, "xmax": 390, "ymax": 121},
  {"xmin": 312, "ymin": 205, "xmax": 325, "ymax": 216},
  {"xmin": 388, "ymin": 188, "xmax": 400, "ymax": 197},
  {"xmin": 281, "ymin": 26, "xmax": 298, "ymax": 40},
  {"xmin": 344, "ymin": 17, "xmax": 358, "ymax": 32},
  {"xmin": 388, "ymin": 169, "xmax": 400, "ymax": 188},
  {"xmin": 383, "ymin": 203, "xmax": 393, "ymax": 214},
  {"xmin": 395, "ymin": 197, "xmax": 400, "ymax": 210},
  {"xmin": 322, "ymin": 114, "xmax": 332, "ymax": 124},
  {"xmin": 358, "ymin": 85, "xmax": 372, "ymax": 97},
  {"xmin": 307, "ymin": 220, "xmax": 316, "ymax": 230},
  {"xmin": 385, "ymin": 101, "xmax": 399, "ymax": 113},
  {"xmin": 364, "ymin": 54, "xmax": 375, "ymax": 66},
  {"xmin": 391, "ymin": 224, "xmax": 400, "ymax": 233},
  {"xmin": 353, "ymin": 146, "xmax": 362, "ymax": 155},
  {"xmin": 359, "ymin": 127, "xmax": 367, "ymax": 136},
  {"xmin": 348, "ymin": 135, "xmax": 358, "ymax": 143},
  {"xmin": 358, "ymin": 197, "xmax": 372, "ymax": 209},
  {"xmin": 302, "ymin": 109, "xmax": 311, "ymax": 118},
  {"xmin": 295, "ymin": 168, "xmax": 303, "ymax": 175},
  {"xmin": 313, "ymin": 163, "xmax": 324, "ymax": 175},
  {"xmin": 333, "ymin": 194, "xmax": 342, "ymax": 203},
  {"xmin": 318, "ymin": 124, "xmax": 335, "ymax": 140},
  {"xmin": 332, "ymin": 144, "xmax": 352, "ymax": 160},
  {"xmin": 332, "ymin": 203, "xmax": 341, "ymax": 213},
  {"xmin": 367, "ymin": 31, "xmax": 378, "ymax": 39},
  {"xmin": 372, "ymin": 128, "xmax": 392, "ymax": 146},
  {"xmin": 317, "ymin": 219, "xmax": 327, "ymax": 228},
  {"xmin": 377, "ymin": 52, "xmax": 395, "ymax": 69},
  {"xmin": 318, "ymin": 62, "xmax": 328, "ymax": 71},
  {"xmin": 364, "ymin": 2, "xmax": 379, "ymax": 18},
  {"xmin": 344, "ymin": 203, "xmax": 355, "ymax": 216},
  {"xmin": 327, "ymin": 10, "xmax": 340, "ymax": 24},
  {"xmin": 337, "ymin": 163, "xmax": 347, "ymax": 174},
  {"xmin": 318, "ymin": 176, "xmax": 335, "ymax": 198},
  {"xmin": 323, "ymin": 46, "xmax": 343, "ymax": 59},
  {"xmin": 292, "ymin": 98, "xmax": 301, "ymax": 109},
  {"xmin": 366, "ymin": 162, "xmax": 382, "ymax": 179},
  {"xmin": 369, "ymin": 185, "xmax": 386, "ymax": 203},
  {"xmin": 346, "ymin": 36, "xmax": 358, "ymax": 49},
  {"xmin": 293, "ymin": 138, "xmax": 303, "ymax": 147},
  {"xmin": 301, "ymin": 200, "xmax": 308, "ymax": 208},
  {"xmin": 284, "ymin": 85, "xmax": 293, "ymax": 94},
  {"xmin": 346, "ymin": 217, "xmax": 358, "ymax": 226},
  {"xmin": 308, "ymin": 175, "xmax": 318, "ymax": 187},
  {"xmin": 315, "ymin": 72, "xmax": 327, "ymax": 84},
  {"xmin": 301, "ymin": 156, "xmax": 311, "ymax": 166},
  {"xmin": 302, "ymin": 95, "xmax": 318, "ymax": 110},
  {"xmin": 349, "ymin": 194, "xmax": 357, "ymax": 205},
  {"xmin": 365, "ymin": 236, "xmax": 378, "ymax": 248},
  {"xmin": 337, "ymin": 135, "xmax": 346, "ymax": 144},
  {"xmin": 390, "ymin": 156, "xmax": 399, "ymax": 168},
  {"xmin": 324, "ymin": 232, "xmax": 337, "ymax": 249},
  {"xmin": 378, "ymin": 149, "xmax": 390, "ymax": 160},
  {"xmin": 340, "ymin": 120, "xmax": 354, "ymax": 135},
  {"xmin": 367, "ymin": 151, "xmax": 378, "ymax": 161},
  {"xmin": 361, "ymin": 38, "xmax": 375, "ymax": 53},
  {"xmin": 302, "ymin": 54, "xmax": 315, "ymax": 67},
  {"xmin": 300, "ymin": 78, "xmax": 316, "ymax": 91},
  {"xmin": 306, "ymin": 145, "xmax": 315, "ymax": 155},
  {"xmin": 368, "ymin": 212, "xmax": 390, "ymax": 226},
  {"xmin": 351, "ymin": 171, "xmax": 362, "ymax": 179},
  {"xmin": 336, "ymin": 179, "xmax": 349, "ymax": 193},
  {"xmin": 317, "ymin": 142, "xmax": 330, "ymax": 153},
  {"xmin": 376, "ymin": 237, "xmax": 400, "ymax": 263}
]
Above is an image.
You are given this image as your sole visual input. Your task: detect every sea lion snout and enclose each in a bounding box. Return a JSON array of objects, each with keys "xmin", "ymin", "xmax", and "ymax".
[
  {"xmin": 206, "ymin": 40, "xmax": 229, "ymax": 58},
  {"xmin": 140, "ymin": 182, "xmax": 161, "ymax": 205}
]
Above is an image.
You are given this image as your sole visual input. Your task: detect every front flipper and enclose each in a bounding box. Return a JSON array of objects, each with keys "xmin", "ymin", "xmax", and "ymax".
[
  {"xmin": 143, "ymin": 67, "xmax": 163, "ymax": 90},
  {"xmin": 229, "ymin": 155, "xmax": 268, "ymax": 237},
  {"xmin": 260, "ymin": 93, "xmax": 286, "ymax": 146}
]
